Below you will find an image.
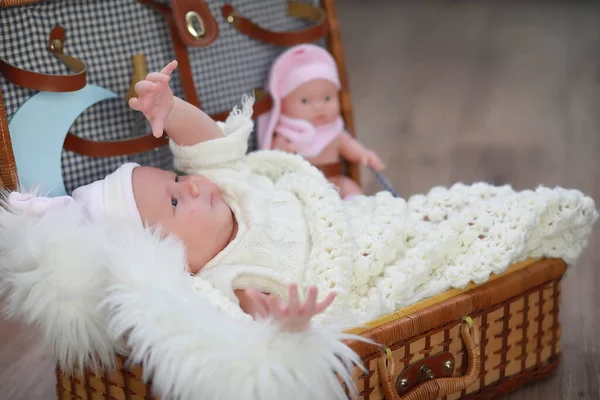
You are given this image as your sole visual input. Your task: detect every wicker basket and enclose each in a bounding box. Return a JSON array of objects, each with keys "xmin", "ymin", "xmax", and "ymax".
[
  {"xmin": 53, "ymin": 258, "xmax": 564, "ymax": 400},
  {"xmin": 1, "ymin": 1, "xmax": 564, "ymax": 399}
]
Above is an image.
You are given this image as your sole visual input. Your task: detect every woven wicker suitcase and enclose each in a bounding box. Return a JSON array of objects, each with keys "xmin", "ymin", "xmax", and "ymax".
[
  {"xmin": 47, "ymin": 258, "xmax": 564, "ymax": 400},
  {"xmin": 0, "ymin": 0, "xmax": 577, "ymax": 399}
]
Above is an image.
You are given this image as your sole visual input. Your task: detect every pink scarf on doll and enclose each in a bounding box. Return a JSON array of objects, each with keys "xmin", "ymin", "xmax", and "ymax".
[{"xmin": 274, "ymin": 115, "xmax": 344, "ymax": 158}]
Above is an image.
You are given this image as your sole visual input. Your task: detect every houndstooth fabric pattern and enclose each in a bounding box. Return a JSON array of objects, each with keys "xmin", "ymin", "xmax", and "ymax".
[{"xmin": 0, "ymin": 0, "xmax": 324, "ymax": 193}]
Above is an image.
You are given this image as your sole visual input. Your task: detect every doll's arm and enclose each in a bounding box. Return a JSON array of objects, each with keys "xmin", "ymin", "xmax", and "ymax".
[
  {"xmin": 271, "ymin": 133, "xmax": 298, "ymax": 154},
  {"xmin": 339, "ymin": 132, "xmax": 386, "ymax": 171},
  {"xmin": 129, "ymin": 60, "xmax": 223, "ymax": 146}
]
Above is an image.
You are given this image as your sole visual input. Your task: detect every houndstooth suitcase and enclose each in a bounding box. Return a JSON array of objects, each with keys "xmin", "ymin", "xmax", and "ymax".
[
  {"xmin": 0, "ymin": 0, "xmax": 359, "ymax": 195},
  {"xmin": 0, "ymin": 1, "xmax": 566, "ymax": 399}
]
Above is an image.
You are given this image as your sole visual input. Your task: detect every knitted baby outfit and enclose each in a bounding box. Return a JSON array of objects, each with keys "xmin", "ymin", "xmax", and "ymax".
[{"xmin": 171, "ymin": 96, "xmax": 598, "ymax": 325}]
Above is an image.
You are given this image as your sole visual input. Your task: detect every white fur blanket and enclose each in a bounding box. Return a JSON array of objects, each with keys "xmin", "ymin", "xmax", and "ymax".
[
  {"xmin": 0, "ymin": 183, "xmax": 597, "ymax": 400},
  {"xmin": 0, "ymin": 199, "xmax": 367, "ymax": 400}
]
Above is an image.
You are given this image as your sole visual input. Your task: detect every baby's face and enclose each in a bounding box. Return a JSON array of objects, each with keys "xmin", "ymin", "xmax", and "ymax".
[
  {"xmin": 281, "ymin": 79, "xmax": 340, "ymax": 126},
  {"xmin": 132, "ymin": 166, "xmax": 235, "ymax": 274}
]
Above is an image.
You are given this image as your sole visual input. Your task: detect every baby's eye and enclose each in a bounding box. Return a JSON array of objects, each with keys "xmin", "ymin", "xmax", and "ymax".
[
  {"xmin": 324, "ymin": 96, "xmax": 331, "ymax": 102},
  {"xmin": 301, "ymin": 98, "xmax": 309, "ymax": 104},
  {"xmin": 171, "ymin": 197, "xmax": 178, "ymax": 208}
]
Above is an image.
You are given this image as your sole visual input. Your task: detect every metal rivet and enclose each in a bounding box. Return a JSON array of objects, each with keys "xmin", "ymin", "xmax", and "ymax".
[
  {"xmin": 444, "ymin": 360, "xmax": 453, "ymax": 372},
  {"xmin": 185, "ymin": 11, "xmax": 206, "ymax": 39},
  {"xmin": 226, "ymin": 15, "xmax": 235, "ymax": 24},
  {"xmin": 399, "ymin": 378, "xmax": 409, "ymax": 389},
  {"xmin": 50, "ymin": 39, "xmax": 63, "ymax": 52}
]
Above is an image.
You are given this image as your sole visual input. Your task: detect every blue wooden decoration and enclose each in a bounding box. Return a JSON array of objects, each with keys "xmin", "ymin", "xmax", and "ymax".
[{"xmin": 8, "ymin": 84, "xmax": 119, "ymax": 196}]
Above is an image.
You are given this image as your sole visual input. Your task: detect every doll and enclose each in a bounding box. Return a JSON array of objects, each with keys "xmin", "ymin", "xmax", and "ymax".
[{"xmin": 257, "ymin": 44, "xmax": 385, "ymax": 199}]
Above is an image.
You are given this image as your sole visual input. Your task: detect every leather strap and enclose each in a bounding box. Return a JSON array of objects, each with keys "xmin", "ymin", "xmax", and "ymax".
[
  {"xmin": 140, "ymin": 0, "xmax": 201, "ymax": 108},
  {"xmin": 62, "ymin": 89, "xmax": 274, "ymax": 158},
  {"xmin": 222, "ymin": 1, "xmax": 327, "ymax": 46},
  {"xmin": 0, "ymin": 26, "xmax": 87, "ymax": 92},
  {"xmin": 317, "ymin": 161, "xmax": 344, "ymax": 178},
  {"xmin": 171, "ymin": 0, "xmax": 219, "ymax": 47},
  {"xmin": 63, "ymin": 132, "xmax": 169, "ymax": 158},
  {"xmin": 0, "ymin": 0, "xmax": 45, "ymax": 7}
]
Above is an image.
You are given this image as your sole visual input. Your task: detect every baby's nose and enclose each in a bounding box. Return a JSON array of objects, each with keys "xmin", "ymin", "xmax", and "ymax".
[{"xmin": 187, "ymin": 180, "xmax": 200, "ymax": 197}]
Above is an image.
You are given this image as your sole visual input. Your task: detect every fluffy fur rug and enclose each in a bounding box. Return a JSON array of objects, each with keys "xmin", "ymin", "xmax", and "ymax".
[{"xmin": 0, "ymin": 197, "xmax": 368, "ymax": 400}]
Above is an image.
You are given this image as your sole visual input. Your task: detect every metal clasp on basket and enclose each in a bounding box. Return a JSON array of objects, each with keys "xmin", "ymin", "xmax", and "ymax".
[{"xmin": 378, "ymin": 316, "xmax": 481, "ymax": 400}]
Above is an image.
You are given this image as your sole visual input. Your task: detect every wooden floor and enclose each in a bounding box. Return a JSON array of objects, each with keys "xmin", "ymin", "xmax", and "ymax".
[{"xmin": 1, "ymin": 0, "xmax": 599, "ymax": 399}]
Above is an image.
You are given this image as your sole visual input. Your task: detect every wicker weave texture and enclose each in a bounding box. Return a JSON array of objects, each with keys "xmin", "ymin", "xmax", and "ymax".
[
  {"xmin": 56, "ymin": 356, "xmax": 155, "ymax": 400},
  {"xmin": 55, "ymin": 259, "xmax": 564, "ymax": 400},
  {"xmin": 356, "ymin": 279, "xmax": 561, "ymax": 400},
  {"xmin": 0, "ymin": 86, "xmax": 17, "ymax": 191}
]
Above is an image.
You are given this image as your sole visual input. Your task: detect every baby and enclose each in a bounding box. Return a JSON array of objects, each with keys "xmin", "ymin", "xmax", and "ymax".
[{"xmin": 80, "ymin": 60, "xmax": 349, "ymax": 330}]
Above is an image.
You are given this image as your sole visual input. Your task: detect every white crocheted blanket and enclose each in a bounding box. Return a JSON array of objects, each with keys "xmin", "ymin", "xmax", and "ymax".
[{"xmin": 304, "ymin": 182, "xmax": 598, "ymax": 326}]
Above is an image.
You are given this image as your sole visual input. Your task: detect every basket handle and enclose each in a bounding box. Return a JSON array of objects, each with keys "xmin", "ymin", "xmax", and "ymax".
[
  {"xmin": 222, "ymin": 1, "xmax": 327, "ymax": 46},
  {"xmin": 378, "ymin": 317, "xmax": 481, "ymax": 400}
]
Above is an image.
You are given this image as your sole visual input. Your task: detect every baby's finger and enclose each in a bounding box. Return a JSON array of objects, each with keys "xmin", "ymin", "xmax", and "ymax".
[
  {"xmin": 161, "ymin": 60, "xmax": 178, "ymax": 76},
  {"xmin": 287, "ymin": 283, "xmax": 300, "ymax": 313},
  {"xmin": 128, "ymin": 97, "xmax": 142, "ymax": 111},
  {"xmin": 315, "ymin": 291, "xmax": 337, "ymax": 314},
  {"xmin": 302, "ymin": 286, "xmax": 317, "ymax": 312},
  {"xmin": 134, "ymin": 80, "xmax": 157, "ymax": 96},
  {"xmin": 151, "ymin": 117, "xmax": 164, "ymax": 139},
  {"xmin": 245, "ymin": 287, "xmax": 260, "ymax": 300},
  {"xmin": 268, "ymin": 295, "xmax": 285, "ymax": 320},
  {"xmin": 145, "ymin": 72, "xmax": 171, "ymax": 84},
  {"xmin": 245, "ymin": 289, "xmax": 269, "ymax": 318},
  {"xmin": 257, "ymin": 295, "xmax": 271, "ymax": 314}
]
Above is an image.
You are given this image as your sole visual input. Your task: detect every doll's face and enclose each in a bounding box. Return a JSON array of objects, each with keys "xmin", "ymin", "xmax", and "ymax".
[{"xmin": 280, "ymin": 79, "xmax": 340, "ymax": 126}]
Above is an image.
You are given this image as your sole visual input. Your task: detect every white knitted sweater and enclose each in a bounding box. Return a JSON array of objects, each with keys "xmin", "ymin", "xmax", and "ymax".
[{"xmin": 170, "ymin": 96, "xmax": 598, "ymax": 325}]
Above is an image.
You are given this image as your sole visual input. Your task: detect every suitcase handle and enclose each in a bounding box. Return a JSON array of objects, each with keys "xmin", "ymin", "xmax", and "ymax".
[
  {"xmin": 378, "ymin": 317, "xmax": 481, "ymax": 400},
  {"xmin": 222, "ymin": 1, "xmax": 327, "ymax": 47}
]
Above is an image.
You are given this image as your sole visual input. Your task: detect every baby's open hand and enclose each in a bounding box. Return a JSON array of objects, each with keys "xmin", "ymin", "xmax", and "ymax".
[
  {"xmin": 245, "ymin": 283, "xmax": 336, "ymax": 332},
  {"xmin": 129, "ymin": 60, "xmax": 178, "ymax": 138},
  {"xmin": 361, "ymin": 150, "xmax": 386, "ymax": 171}
]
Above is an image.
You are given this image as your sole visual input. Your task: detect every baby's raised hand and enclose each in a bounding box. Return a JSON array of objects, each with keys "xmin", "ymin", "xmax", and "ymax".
[
  {"xmin": 129, "ymin": 60, "xmax": 178, "ymax": 138},
  {"xmin": 245, "ymin": 283, "xmax": 336, "ymax": 332}
]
